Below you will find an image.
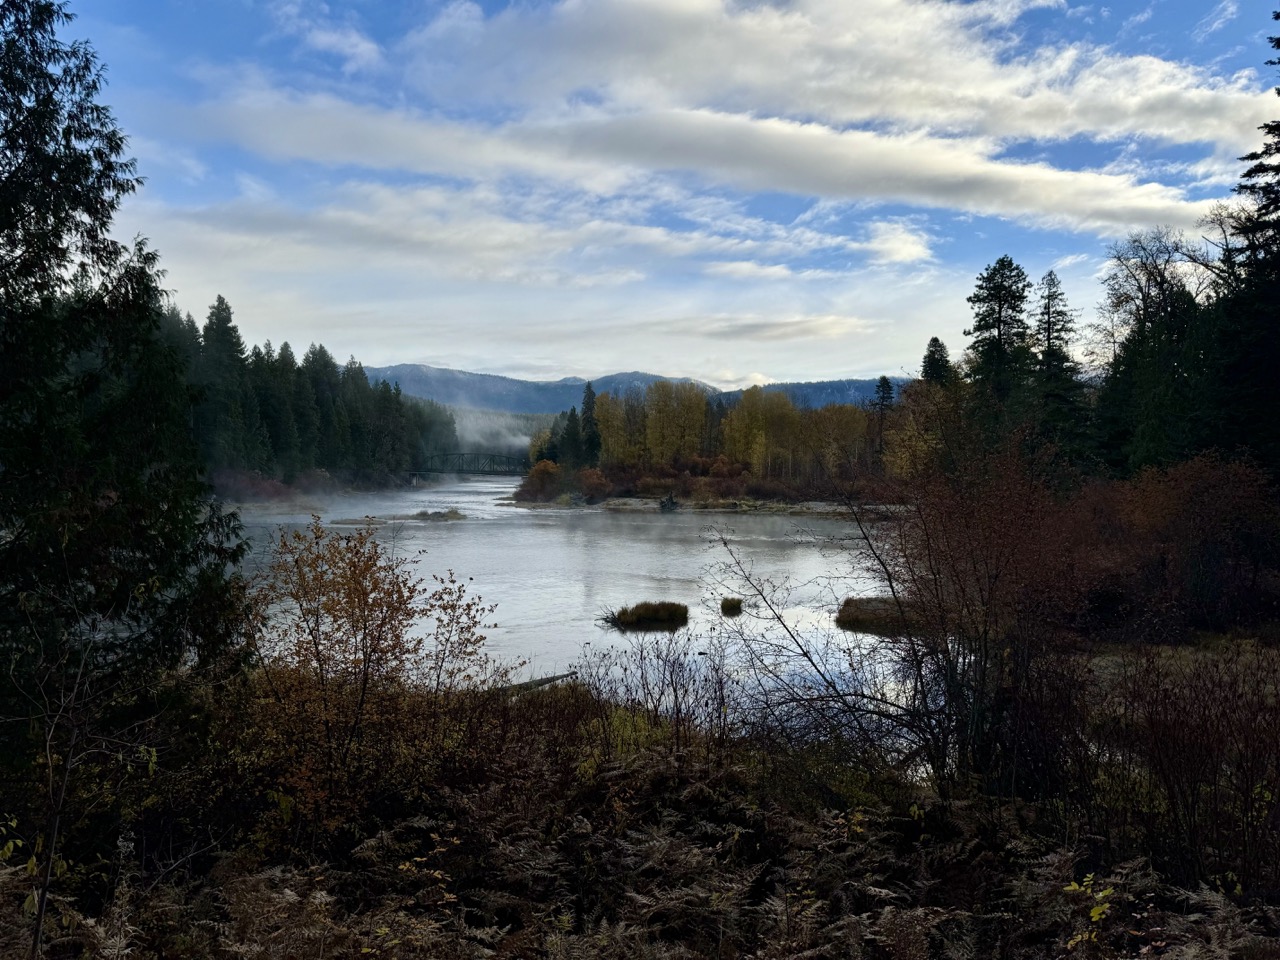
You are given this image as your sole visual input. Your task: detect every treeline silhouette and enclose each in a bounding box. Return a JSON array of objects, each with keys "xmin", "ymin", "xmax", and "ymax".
[{"xmin": 160, "ymin": 295, "xmax": 458, "ymax": 485}]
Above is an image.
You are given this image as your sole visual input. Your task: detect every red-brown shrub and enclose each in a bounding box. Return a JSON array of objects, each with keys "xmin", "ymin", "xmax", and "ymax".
[
  {"xmin": 515, "ymin": 459, "xmax": 563, "ymax": 501},
  {"xmin": 576, "ymin": 467, "xmax": 611, "ymax": 501}
]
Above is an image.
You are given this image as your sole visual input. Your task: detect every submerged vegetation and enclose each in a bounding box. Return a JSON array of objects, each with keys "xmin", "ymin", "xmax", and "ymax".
[{"xmin": 5, "ymin": 2, "xmax": 1280, "ymax": 957}]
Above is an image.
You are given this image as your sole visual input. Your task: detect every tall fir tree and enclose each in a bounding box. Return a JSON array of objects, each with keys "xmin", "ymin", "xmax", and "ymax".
[
  {"xmin": 964, "ymin": 255, "xmax": 1032, "ymax": 403},
  {"xmin": 560, "ymin": 406, "xmax": 584, "ymax": 469},
  {"xmin": 1238, "ymin": 10, "xmax": 1280, "ymax": 226},
  {"xmin": 1030, "ymin": 271, "xmax": 1087, "ymax": 462},
  {"xmin": 920, "ymin": 336, "xmax": 954, "ymax": 385},
  {"xmin": 581, "ymin": 381, "xmax": 601, "ymax": 467}
]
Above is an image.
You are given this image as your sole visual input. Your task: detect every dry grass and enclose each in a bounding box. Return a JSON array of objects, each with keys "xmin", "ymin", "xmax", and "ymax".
[
  {"xmin": 834, "ymin": 596, "xmax": 906, "ymax": 635},
  {"xmin": 599, "ymin": 601, "xmax": 689, "ymax": 632}
]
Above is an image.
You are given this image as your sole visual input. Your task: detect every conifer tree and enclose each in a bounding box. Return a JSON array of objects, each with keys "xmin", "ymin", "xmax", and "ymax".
[
  {"xmin": 1238, "ymin": 10, "xmax": 1280, "ymax": 226},
  {"xmin": 0, "ymin": 5, "xmax": 245, "ymax": 951},
  {"xmin": 560, "ymin": 405, "xmax": 584, "ymax": 469},
  {"xmin": 1029, "ymin": 272, "xmax": 1087, "ymax": 461},
  {"xmin": 581, "ymin": 381, "xmax": 601, "ymax": 467},
  {"xmin": 964, "ymin": 255, "xmax": 1032, "ymax": 402},
  {"xmin": 1032, "ymin": 270, "xmax": 1076, "ymax": 358},
  {"xmin": 920, "ymin": 336, "xmax": 954, "ymax": 385}
]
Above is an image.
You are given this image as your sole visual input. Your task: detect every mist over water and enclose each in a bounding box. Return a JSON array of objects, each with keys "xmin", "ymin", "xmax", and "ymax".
[{"xmin": 236, "ymin": 476, "xmax": 873, "ymax": 675}]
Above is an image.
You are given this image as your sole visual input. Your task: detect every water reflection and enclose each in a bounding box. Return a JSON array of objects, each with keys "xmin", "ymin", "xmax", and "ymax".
[{"xmin": 235, "ymin": 475, "xmax": 876, "ymax": 674}]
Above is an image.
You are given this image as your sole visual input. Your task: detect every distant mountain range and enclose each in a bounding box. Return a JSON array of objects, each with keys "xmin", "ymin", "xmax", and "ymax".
[{"xmin": 364, "ymin": 363, "xmax": 902, "ymax": 415}]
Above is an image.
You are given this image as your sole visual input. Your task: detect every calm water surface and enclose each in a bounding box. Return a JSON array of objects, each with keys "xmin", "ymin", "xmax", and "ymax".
[{"xmin": 236, "ymin": 476, "xmax": 874, "ymax": 674}]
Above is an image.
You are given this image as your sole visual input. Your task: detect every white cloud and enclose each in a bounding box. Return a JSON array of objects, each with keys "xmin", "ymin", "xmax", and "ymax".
[
  {"xmin": 103, "ymin": 0, "xmax": 1270, "ymax": 383},
  {"xmin": 1118, "ymin": 5, "xmax": 1153, "ymax": 37},
  {"xmin": 398, "ymin": 0, "xmax": 1268, "ymax": 150},
  {"xmin": 860, "ymin": 220, "xmax": 934, "ymax": 264},
  {"xmin": 129, "ymin": 136, "xmax": 207, "ymax": 184},
  {"xmin": 174, "ymin": 88, "xmax": 1222, "ymax": 236},
  {"xmin": 269, "ymin": 0, "xmax": 382, "ymax": 73},
  {"xmin": 1050, "ymin": 252, "xmax": 1092, "ymax": 270},
  {"xmin": 650, "ymin": 312, "xmax": 872, "ymax": 342}
]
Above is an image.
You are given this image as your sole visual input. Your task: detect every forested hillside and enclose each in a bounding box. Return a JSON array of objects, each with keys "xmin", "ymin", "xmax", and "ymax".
[{"xmin": 160, "ymin": 296, "xmax": 458, "ymax": 487}]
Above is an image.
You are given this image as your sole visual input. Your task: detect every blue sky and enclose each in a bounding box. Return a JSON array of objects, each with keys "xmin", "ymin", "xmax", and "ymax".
[{"xmin": 75, "ymin": 0, "xmax": 1274, "ymax": 386}]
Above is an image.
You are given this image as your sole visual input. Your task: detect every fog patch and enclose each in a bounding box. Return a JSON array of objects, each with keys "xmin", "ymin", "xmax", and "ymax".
[{"xmin": 451, "ymin": 405, "xmax": 556, "ymax": 458}]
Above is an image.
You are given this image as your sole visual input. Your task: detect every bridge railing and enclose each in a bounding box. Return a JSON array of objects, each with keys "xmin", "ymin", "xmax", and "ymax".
[{"xmin": 412, "ymin": 452, "xmax": 529, "ymax": 476}]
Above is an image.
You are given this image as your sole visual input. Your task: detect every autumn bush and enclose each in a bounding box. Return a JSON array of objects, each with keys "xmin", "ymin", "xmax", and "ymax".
[
  {"xmin": 513, "ymin": 458, "xmax": 563, "ymax": 501},
  {"xmin": 246, "ymin": 518, "xmax": 513, "ymax": 845},
  {"xmin": 575, "ymin": 466, "xmax": 611, "ymax": 501},
  {"xmin": 1118, "ymin": 455, "xmax": 1279, "ymax": 632}
]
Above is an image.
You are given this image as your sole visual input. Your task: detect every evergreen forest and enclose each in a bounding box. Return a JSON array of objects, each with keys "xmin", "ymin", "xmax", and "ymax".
[{"xmin": 160, "ymin": 296, "xmax": 458, "ymax": 489}]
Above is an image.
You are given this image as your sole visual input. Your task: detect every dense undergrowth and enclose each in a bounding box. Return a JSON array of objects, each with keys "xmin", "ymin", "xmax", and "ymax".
[{"xmin": 4, "ymin": 470, "xmax": 1280, "ymax": 958}]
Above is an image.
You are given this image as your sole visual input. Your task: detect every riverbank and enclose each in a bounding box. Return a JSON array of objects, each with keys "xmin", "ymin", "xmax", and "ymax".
[{"xmin": 501, "ymin": 491, "xmax": 860, "ymax": 518}]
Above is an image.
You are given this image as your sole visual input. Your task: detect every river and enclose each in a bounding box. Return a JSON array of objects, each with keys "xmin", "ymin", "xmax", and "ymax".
[{"xmin": 235, "ymin": 476, "xmax": 876, "ymax": 675}]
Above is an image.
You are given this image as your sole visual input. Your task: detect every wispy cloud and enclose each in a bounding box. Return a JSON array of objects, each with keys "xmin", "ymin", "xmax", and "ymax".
[
  {"xmin": 1193, "ymin": 1, "xmax": 1239, "ymax": 42},
  {"xmin": 269, "ymin": 0, "xmax": 382, "ymax": 73}
]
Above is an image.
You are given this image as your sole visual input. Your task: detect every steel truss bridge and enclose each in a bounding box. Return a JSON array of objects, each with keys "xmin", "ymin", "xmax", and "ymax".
[{"xmin": 412, "ymin": 452, "xmax": 528, "ymax": 477}]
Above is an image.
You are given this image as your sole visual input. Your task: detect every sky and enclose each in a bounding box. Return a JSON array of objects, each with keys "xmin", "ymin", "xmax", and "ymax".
[{"xmin": 75, "ymin": 0, "xmax": 1275, "ymax": 387}]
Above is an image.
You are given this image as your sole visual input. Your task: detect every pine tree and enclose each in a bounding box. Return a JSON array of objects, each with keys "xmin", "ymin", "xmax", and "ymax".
[
  {"xmin": 873, "ymin": 375, "xmax": 895, "ymax": 458},
  {"xmin": 581, "ymin": 381, "xmax": 601, "ymax": 467},
  {"xmin": 920, "ymin": 337, "xmax": 953, "ymax": 385},
  {"xmin": 1238, "ymin": 10, "xmax": 1280, "ymax": 224},
  {"xmin": 560, "ymin": 406, "xmax": 584, "ymax": 469},
  {"xmin": 196, "ymin": 295, "xmax": 256, "ymax": 469},
  {"xmin": 1032, "ymin": 270, "xmax": 1076, "ymax": 358},
  {"xmin": 964, "ymin": 255, "xmax": 1032, "ymax": 402},
  {"xmin": 1029, "ymin": 273, "xmax": 1087, "ymax": 462}
]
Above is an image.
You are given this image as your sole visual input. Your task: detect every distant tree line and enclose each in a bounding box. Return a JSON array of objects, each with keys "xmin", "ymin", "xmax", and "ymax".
[
  {"xmin": 159, "ymin": 295, "xmax": 458, "ymax": 484},
  {"xmin": 523, "ymin": 377, "xmax": 890, "ymax": 500},
  {"xmin": 526, "ymin": 204, "xmax": 1280, "ymax": 503}
]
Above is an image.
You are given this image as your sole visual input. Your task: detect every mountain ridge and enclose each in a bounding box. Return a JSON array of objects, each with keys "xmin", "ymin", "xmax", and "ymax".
[{"xmin": 365, "ymin": 363, "xmax": 902, "ymax": 415}]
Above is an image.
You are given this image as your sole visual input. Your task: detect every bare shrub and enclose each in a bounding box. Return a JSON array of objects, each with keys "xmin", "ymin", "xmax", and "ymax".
[
  {"xmin": 840, "ymin": 439, "xmax": 1088, "ymax": 798},
  {"xmin": 575, "ymin": 630, "xmax": 739, "ymax": 763},
  {"xmin": 1111, "ymin": 643, "xmax": 1280, "ymax": 891}
]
